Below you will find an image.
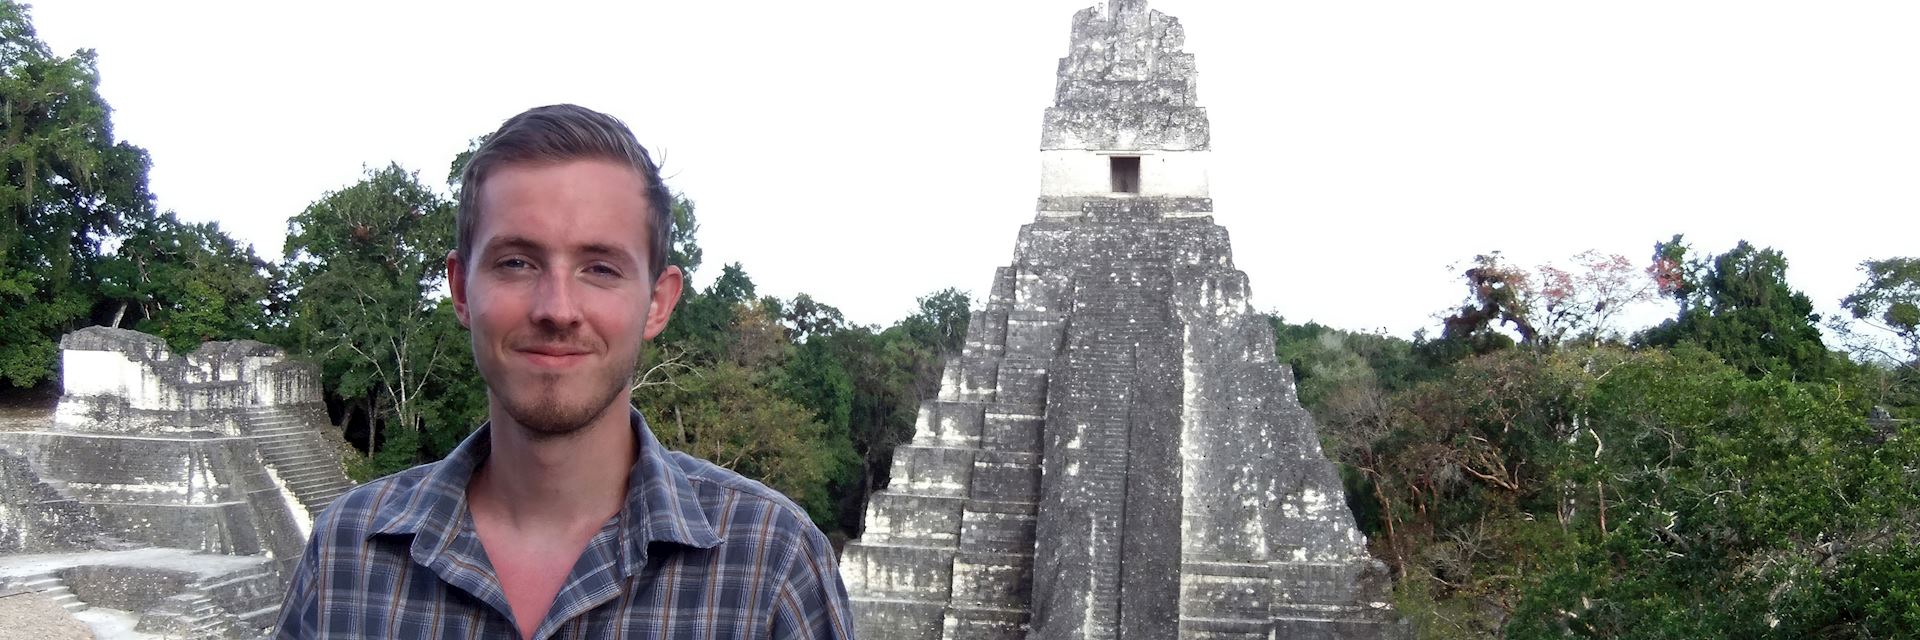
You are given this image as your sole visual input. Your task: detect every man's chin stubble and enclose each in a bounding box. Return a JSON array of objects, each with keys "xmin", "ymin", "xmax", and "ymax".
[{"xmin": 499, "ymin": 378, "xmax": 629, "ymax": 441}]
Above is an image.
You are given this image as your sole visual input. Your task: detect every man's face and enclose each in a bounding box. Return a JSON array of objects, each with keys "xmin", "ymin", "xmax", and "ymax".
[{"xmin": 449, "ymin": 159, "xmax": 682, "ymax": 439}]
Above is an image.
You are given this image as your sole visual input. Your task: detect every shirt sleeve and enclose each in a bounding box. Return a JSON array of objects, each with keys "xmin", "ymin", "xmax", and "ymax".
[{"xmin": 769, "ymin": 526, "xmax": 857, "ymax": 639}]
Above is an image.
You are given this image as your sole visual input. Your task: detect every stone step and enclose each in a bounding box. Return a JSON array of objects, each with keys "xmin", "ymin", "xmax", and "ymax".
[
  {"xmin": 270, "ymin": 455, "xmax": 334, "ymax": 470},
  {"xmin": 300, "ymin": 489, "xmax": 351, "ymax": 508},
  {"xmin": 274, "ymin": 459, "xmax": 343, "ymax": 476},
  {"xmin": 257, "ymin": 439, "xmax": 321, "ymax": 453},
  {"xmin": 43, "ymin": 589, "xmax": 88, "ymax": 612},
  {"xmin": 299, "ymin": 475, "xmax": 352, "ymax": 489},
  {"xmin": 308, "ymin": 482, "xmax": 349, "ymax": 496},
  {"xmin": 18, "ymin": 575, "xmax": 60, "ymax": 590},
  {"xmin": 238, "ymin": 604, "xmax": 281, "ymax": 625},
  {"xmin": 260, "ymin": 445, "xmax": 327, "ymax": 460},
  {"xmin": 301, "ymin": 484, "xmax": 350, "ymax": 502},
  {"xmin": 269, "ymin": 450, "xmax": 330, "ymax": 464},
  {"xmin": 244, "ymin": 407, "xmax": 302, "ymax": 416},
  {"xmin": 281, "ymin": 469, "xmax": 348, "ymax": 486},
  {"xmin": 272, "ymin": 448, "xmax": 337, "ymax": 463},
  {"xmin": 287, "ymin": 485, "xmax": 346, "ymax": 503},
  {"xmin": 305, "ymin": 490, "xmax": 347, "ymax": 506},
  {"xmin": 195, "ymin": 569, "xmax": 274, "ymax": 592},
  {"xmin": 265, "ymin": 439, "xmax": 327, "ymax": 452},
  {"xmin": 255, "ymin": 432, "xmax": 308, "ymax": 443},
  {"xmin": 303, "ymin": 477, "xmax": 350, "ymax": 491},
  {"xmin": 301, "ymin": 476, "xmax": 352, "ymax": 490},
  {"xmin": 278, "ymin": 462, "xmax": 340, "ymax": 477},
  {"xmin": 281, "ymin": 472, "xmax": 347, "ymax": 490}
]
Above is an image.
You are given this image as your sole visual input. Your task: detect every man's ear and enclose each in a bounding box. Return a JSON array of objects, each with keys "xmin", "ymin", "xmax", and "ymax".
[
  {"xmin": 643, "ymin": 264, "xmax": 683, "ymax": 341},
  {"xmin": 447, "ymin": 250, "xmax": 471, "ymax": 329}
]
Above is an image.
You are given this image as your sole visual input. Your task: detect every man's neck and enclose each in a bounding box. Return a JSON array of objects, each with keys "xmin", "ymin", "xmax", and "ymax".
[{"xmin": 469, "ymin": 403, "xmax": 638, "ymax": 531}]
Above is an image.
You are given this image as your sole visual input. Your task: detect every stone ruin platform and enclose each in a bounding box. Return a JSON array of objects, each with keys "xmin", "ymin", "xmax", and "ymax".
[
  {"xmin": 0, "ymin": 548, "xmax": 282, "ymax": 639},
  {"xmin": 0, "ymin": 327, "xmax": 355, "ymax": 639}
]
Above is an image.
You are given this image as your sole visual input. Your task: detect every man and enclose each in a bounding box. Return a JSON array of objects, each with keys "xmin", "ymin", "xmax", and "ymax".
[{"xmin": 275, "ymin": 104, "xmax": 855, "ymax": 639}]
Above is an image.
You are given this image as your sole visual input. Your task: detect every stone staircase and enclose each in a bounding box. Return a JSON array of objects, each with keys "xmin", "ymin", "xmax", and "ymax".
[
  {"xmin": 193, "ymin": 562, "xmax": 282, "ymax": 634},
  {"xmin": 244, "ymin": 405, "xmax": 353, "ymax": 518},
  {"xmin": 9, "ymin": 573, "xmax": 89, "ymax": 613},
  {"xmin": 138, "ymin": 591, "xmax": 238, "ymax": 639}
]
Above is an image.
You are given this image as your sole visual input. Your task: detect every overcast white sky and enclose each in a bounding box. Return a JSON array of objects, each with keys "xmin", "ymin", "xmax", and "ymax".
[{"xmin": 29, "ymin": 1, "xmax": 1920, "ymax": 337}]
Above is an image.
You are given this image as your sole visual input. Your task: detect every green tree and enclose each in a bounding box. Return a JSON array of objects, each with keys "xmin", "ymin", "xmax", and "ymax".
[
  {"xmin": 281, "ymin": 164, "xmax": 463, "ymax": 475},
  {"xmin": 658, "ymin": 262, "xmax": 756, "ymax": 364},
  {"xmin": 0, "ymin": 1, "xmax": 154, "ymax": 387},
  {"xmin": 1640, "ymin": 239, "xmax": 1838, "ymax": 381},
  {"xmin": 635, "ymin": 300, "xmax": 851, "ymax": 527},
  {"xmin": 1271, "ymin": 316, "xmax": 1427, "ymax": 411},
  {"xmin": 778, "ymin": 293, "xmax": 845, "ymax": 341},
  {"xmin": 1343, "ymin": 342, "xmax": 1920, "ymax": 637},
  {"xmin": 412, "ymin": 299, "xmax": 487, "ymax": 460},
  {"xmin": 1508, "ymin": 346, "xmax": 1917, "ymax": 637},
  {"xmin": 666, "ymin": 195, "xmax": 701, "ymax": 279},
  {"xmin": 1841, "ymin": 257, "xmax": 1920, "ymax": 368},
  {"xmin": 95, "ymin": 212, "xmax": 274, "ymax": 353},
  {"xmin": 894, "ymin": 287, "xmax": 971, "ymax": 358}
]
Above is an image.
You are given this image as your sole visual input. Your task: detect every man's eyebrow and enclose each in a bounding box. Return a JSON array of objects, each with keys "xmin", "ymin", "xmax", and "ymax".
[
  {"xmin": 576, "ymin": 243, "xmax": 633, "ymax": 261},
  {"xmin": 481, "ymin": 235, "xmax": 541, "ymax": 256},
  {"xmin": 481, "ymin": 236, "xmax": 636, "ymax": 264}
]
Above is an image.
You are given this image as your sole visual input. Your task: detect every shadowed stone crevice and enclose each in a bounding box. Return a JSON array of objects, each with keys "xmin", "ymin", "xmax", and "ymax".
[{"xmin": 841, "ymin": 2, "xmax": 1405, "ymax": 638}]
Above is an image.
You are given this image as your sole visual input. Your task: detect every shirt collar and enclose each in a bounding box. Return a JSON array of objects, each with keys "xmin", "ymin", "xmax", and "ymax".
[{"xmin": 368, "ymin": 407, "xmax": 724, "ymax": 575}]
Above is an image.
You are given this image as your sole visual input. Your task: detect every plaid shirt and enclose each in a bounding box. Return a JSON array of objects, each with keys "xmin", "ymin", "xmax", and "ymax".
[{"xmin": 274, "ymin": 409, "xmax": 854, "ymax": 639}]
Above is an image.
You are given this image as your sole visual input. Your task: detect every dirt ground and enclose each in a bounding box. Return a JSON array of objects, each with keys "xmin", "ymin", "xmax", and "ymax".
[
  {"xmin": 0, "ymin": 404, "xmax": 53, "ymax": 432},
  {"xmin": 0, "ymin": 591, "xmax": 94, "ymax": 640},
  {"xmin": 0, "ymin": 383, "xmax": 56, "ymax": 432}
]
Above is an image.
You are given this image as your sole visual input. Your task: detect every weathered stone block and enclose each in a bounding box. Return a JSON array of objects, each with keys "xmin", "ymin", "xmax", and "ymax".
[
  {"xmin": 979, "ymin": 412, "xmax": 1045, "ymax": 453},
  {"xmin": 890, "ymin": 446, "xmax": 977, "ymax": 498},
  {"xmin": 852, "ymin": 599, "xmax": 946, "ymax": 640},
  {"xmin": 842, "ymin": 544, "xmax": 955, "ymax": 601},
  {"xmin": 944, "ymin": 607, "xmax": 1030, "ymax": 640},
  {"xmin": 951, "ymin": 552, "xmax": 1033, "ymax": 607},
  {"xmin": 959, "ymin": 508, "xmax": 1037, "ymax": 553},
  {"xmin": 864, "ymin": 493, "xmax": 966, "ymax": 547},
  {"xmin": 967, "ymin": 454, "xmax": 1040, "ymax": 503},
  {"xmin": 1180, "ymin": 562, "xmax": 1272, "ymax": 620},
  {"xmin": 58, "ymin": 565, "xmax": 193, "ymax": 611}
]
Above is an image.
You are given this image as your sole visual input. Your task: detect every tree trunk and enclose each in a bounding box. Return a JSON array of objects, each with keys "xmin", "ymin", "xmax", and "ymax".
[{"xmin": 366, "ymin": 394, "xmax": 378, "ymax": 457}]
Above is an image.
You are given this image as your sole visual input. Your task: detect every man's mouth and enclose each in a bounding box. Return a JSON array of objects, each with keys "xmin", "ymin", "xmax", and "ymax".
[{"xmin": 516, "ymin": 345, "xmax": 592, "ymax": 368}]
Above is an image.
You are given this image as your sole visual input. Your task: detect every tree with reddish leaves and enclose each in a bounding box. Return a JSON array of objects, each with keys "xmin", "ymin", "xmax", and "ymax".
[{"xmin": 1431, "ymin": 251, "xmax": 1656, "ymax": 361}]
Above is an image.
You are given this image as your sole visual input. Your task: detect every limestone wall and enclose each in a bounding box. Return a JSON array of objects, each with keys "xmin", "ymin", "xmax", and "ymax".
[
  {"xmin": 54, "ymin": 327, "xmax": 322, "ymax": 437},
  {"xmin": 0, "ymin": 448, "xmax": 109, "ymax": 554}
]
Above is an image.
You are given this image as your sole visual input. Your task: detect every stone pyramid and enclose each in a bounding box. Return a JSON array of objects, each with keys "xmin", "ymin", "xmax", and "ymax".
[{"xmin": 838, "ymin": 2, "xmax": 1404, "ymax": 638}]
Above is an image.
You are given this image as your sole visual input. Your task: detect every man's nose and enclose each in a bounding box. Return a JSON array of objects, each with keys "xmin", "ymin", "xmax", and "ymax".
[{"xmin": 530, "ymin": 269, "xmax": 585, "ymax": 328}]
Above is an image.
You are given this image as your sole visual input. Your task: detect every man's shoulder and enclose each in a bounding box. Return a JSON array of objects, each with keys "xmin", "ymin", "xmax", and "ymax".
[
  {"xmin": 665, "ymin": 450, "xmax": 818, "ymax": 539},
  {"xmin": 308, "ymin": 462, "xmax": 442, "ymax": 541}
]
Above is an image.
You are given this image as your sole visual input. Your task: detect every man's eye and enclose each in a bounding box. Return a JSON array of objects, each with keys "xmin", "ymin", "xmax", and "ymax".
[
  {"xmin": 498, "ymin": 258, "xmax": 531, "ymax": 270},
  {"xmin": 588, "ymin": 264, "xmax": 621, "ymax": 277}
]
